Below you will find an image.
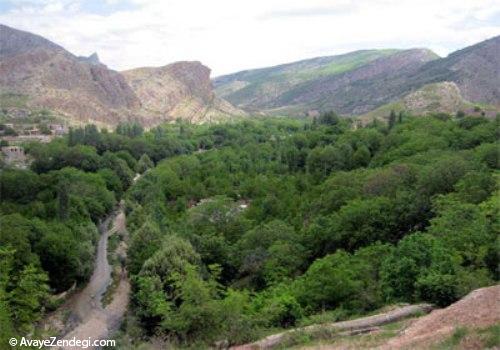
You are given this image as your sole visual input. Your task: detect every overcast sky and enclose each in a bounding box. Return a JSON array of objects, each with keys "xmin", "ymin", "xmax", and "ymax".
[{"xmin": 1, "ymin": 0, "xmax": 499, "ymax": 76}]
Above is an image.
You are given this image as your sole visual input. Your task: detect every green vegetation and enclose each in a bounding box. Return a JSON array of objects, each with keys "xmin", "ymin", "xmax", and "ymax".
[
  {"xmin": 0, "ymin": 114, "xmax": 498, "ymax": 348},
  {"xmin": 295, "ymin": 49, "xmax": 400, "ymax": 80},
  {"xmin": 0, "ymin": 93, "xmax": 29, "ymax": 109},
  {"xmin": 0, "ymin": 107, "xmax": 61, "ymax": 125},
  {"xmin": 0, "ymin": 122, "xmax": 151, "ymax": 341},
  {"xmin": 121, "ymin": 113, "xmax": 497, "ymax": 347},
  {"xmin": 434, "ymin": 324, "xmax": 500, "ymax": 349}
]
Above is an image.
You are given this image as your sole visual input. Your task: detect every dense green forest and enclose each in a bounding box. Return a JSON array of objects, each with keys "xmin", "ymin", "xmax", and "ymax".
[{"xmin": 0, "ymin": 113, "xmax": 498, "ymax": 347}]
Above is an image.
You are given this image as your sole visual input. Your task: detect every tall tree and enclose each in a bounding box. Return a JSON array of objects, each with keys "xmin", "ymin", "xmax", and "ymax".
[{"xmin": 388, "ymin": 110, "xmax": 397, "ymax": 129}]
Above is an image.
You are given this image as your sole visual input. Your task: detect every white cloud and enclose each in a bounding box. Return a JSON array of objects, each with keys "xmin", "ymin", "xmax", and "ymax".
[{"xmin": 0, "ymin": 0, "xmax": 499, "ymax": 75}]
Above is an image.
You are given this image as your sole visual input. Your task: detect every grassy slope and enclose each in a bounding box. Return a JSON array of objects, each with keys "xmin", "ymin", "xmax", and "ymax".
[
  {"xmin": 215, "ymin": 50, "xmax": 400, "ymax": 106},
  {"xmin": 0, "ymin": 92, "xmax": 29, "ymax": 108},
  {"xmin": 292, "ymin": 49, "xmax": 400, "ymax": 81}
]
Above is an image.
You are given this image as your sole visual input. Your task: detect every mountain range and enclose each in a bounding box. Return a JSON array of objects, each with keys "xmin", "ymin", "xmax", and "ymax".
[
  {"xmin": 0, "ymin": 23, "xmax": 498, "ymax": 127},
  {"xmin": 214, "ymin": 36, "xmax": 500, "ymax": 119}
]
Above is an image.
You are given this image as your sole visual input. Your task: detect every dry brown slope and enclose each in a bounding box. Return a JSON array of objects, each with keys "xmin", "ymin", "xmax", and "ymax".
[
  {"xmin": 0, "ymin": 24, "xmax": 140, "ymax": 126},
  {"xmin": 0, "ymin": 24, "xmax": 242, "ymax": 127},
  {"xmin": 378, "ymin": 284, "xmax": 500, "ymax": 349}
]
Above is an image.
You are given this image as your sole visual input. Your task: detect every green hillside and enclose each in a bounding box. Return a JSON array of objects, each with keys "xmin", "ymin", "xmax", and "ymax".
[
  {"xmin": 214, "ymin": 49, "xmax": 400, "ymax": 108},
  {"xmin": 215, "ymin": 36, "xmax": 499, "ymax": 118}
]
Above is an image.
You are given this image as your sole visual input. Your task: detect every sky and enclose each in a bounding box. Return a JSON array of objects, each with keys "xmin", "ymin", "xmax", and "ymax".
[{"xmin": 0, "ymin": 0, "xmax": 499, "ymax": 76}]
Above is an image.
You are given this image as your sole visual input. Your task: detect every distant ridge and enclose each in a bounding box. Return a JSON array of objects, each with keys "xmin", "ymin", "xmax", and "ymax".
[
  {"xmin": 1, "ymin": 23, "xmax": 497, "ymax": 124},
  {"xmin": 214, "ymin": 36, "xmax": 500, "ymax": 117}
]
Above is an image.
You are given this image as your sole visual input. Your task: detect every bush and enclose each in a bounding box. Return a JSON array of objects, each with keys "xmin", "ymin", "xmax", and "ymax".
[
  {"xmin": 415, "ymin": 272, "xmax": 458, "ymax": 306},
  {"xmin": 293, "ymin": 251, "xmax": 363, "ymax": 312},
  {"xmin": 381, "ymin": 233, "xmax": 461, "ymax": 305},
  {"xmin": 260, "ymin": 293, "xmax": 303, "ymax": 328}
]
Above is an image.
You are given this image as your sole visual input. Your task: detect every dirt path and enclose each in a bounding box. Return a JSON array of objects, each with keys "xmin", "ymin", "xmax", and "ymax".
[
  {"xmin": 40, "ymin": 175, "xmax": 142, "ymax": 349},
  {"xmin": 41, "ymin": 211, "xmax": 117, "ymax": 335},
  {"xmin": 58, "ymin": 202, "xmax": 130, "ymax": 349},
  {"xmin": 68, "ymin": 213, "xmax": 115, "ymax": 325}
]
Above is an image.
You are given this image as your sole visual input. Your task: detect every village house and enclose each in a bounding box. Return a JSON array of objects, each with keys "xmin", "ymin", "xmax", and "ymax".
[
  {"xmin": 22, "ymin": 124, "xmax": 40, "ymax": 136},
  {"xmin": 49, "ymin": 123, "xmax": 67, "ymax": 135}
]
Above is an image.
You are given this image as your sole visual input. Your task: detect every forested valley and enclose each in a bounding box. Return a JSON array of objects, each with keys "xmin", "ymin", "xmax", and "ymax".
[{"xmin": 0, "ymin": 113, "xmax": 498, "ymax": 348}]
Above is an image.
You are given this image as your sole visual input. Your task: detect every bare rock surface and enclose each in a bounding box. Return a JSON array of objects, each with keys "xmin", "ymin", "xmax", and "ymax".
[{"xmin": 122, "ymin": 61, "xmax": 245, "ymax": 125}]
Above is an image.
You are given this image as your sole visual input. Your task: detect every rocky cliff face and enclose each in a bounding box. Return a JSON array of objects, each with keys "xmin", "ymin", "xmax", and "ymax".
[
  {"xmin": 0, "ymin": 24, "xmax": 242, "ymax": 126},
  {"xmin": 122, "ymin": 61, "xmax": 245, "ymax": 125},
  {"xmin": 3, "ymin": 23, "xmax": 496, "ymax": 124}
]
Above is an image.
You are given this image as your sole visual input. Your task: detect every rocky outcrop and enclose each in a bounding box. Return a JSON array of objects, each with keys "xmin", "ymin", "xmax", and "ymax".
[
  {"xmin": 123, "ymin": 61, "xmax": 245, "ymax": 125},
  {"xmin": 78, "ymin": 53, "xmax": 101, "ymax": 65},
  {"xmin": 358, "ymin": 81, "xmax": 499, "ymax": 124},
  {"xmin": 402, "ymin": 82, "xmax": 466, "ymax": 114}
]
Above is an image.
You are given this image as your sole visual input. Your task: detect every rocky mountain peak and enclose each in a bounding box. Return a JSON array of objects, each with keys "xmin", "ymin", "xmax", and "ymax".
[
  {"xmin": 0, "ymin": 24, "xmax": 64, "ymax": 58},
  {"xmin": 78, "ymin": 52, "xmax": 101, "ymax": 65}
]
